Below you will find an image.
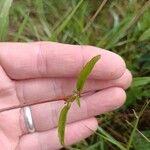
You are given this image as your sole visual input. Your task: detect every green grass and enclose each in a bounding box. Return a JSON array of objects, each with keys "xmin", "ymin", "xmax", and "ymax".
[{"xmin": 1, "ymin": 0, "xmax": 150, "ymax": 149}]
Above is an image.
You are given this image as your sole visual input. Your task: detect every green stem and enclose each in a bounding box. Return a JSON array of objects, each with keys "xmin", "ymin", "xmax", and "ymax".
[{"xmin": 126, "ymin": 101, "xmax": 150, "ymax": 150}]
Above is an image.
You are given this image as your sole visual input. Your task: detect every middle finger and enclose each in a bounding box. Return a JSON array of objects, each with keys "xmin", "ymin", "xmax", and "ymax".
[{"xmin": 16, "ymin": 69, "xmax": 131, "ymax": 106}]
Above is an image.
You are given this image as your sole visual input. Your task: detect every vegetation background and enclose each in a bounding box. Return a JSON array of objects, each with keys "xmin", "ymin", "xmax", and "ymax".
[{"xmin": 0, "ymin": 0, "xmax": 150, "ymax": 149}]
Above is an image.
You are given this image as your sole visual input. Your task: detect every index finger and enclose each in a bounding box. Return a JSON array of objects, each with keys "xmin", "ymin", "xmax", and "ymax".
[{"xmin": 0, "ymin": 42, "xmax": 126, "ymax": 80}]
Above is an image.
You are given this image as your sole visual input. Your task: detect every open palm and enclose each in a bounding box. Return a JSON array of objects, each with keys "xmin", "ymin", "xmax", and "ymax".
[{"xmin": 0, "ymin": 42, "xmax": 132, "ymax": 150}]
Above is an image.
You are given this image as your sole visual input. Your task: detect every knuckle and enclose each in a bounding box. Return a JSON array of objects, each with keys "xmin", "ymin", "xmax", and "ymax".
[{"xmin": 36, "ymin": 42, "xmax": 48, "ymax": 76}]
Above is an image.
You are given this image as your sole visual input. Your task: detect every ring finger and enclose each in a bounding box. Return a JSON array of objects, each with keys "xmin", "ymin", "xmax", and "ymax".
[{"xmin": 20, "ymin": 87, "xmax": 126, "ymax": 133}]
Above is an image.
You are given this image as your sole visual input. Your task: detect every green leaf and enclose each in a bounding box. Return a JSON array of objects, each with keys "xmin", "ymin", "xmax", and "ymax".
[
  {"xmin": 0, "ymin": 0, "xmax": 13, "ymax": 41},
  {"xmin": 50, "ymin": 0, "xmax": 84, "ymax": 41},
  {"xmin": 76, "ymin": 55, "xmax": 101, "ymax": 92},
  {"xmin": 14, "ymin": 14, "xmax": 29, "ymax": 41},
  {"xmin": 58, "ymin": 103, "xmax": 71, "ymax": 145},
  {"xmin": 132, "ymin": 77, "xmax": 150, "ymax": 87},
  {"xmin": 97, "ymin": 127, "xmax": 126, "ymax": 150},
  {"xmin": 76, "ymin": 95, "xmax": 80, "ymax": 107},
  {"xmin": 139, "ymin": 28, "xmax": 150, "ymax": 41},
  {"xmin": 133, "ymin": 131, "xmax": 150, "ymax": 150}
]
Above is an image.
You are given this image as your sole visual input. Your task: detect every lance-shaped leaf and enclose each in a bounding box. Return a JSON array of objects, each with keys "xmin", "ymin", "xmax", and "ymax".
[
  {"xmin": 76, "ymin": 55, "xmax": 101, "ymax": 93},
  {"xmin": 58, "ymin": 103, "xmax": 71, "ymax": 145}
]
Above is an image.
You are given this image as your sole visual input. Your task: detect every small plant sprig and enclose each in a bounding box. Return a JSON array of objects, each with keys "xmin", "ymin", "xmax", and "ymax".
[{"xmin": 58, "ymin": 55, "xmax": 101, "ymax": 145}]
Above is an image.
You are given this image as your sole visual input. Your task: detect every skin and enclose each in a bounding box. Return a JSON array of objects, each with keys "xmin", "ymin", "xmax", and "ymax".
[{"xmin": 0, "ymin": 42, "xmax": 132, "ymax": 150}]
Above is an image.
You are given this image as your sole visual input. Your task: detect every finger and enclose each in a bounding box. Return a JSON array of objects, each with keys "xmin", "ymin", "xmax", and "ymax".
[
  {"xmin": 0, "ymin": 66, "xmax": 19, "ymax": 110},
  {"xmin": 16, "ymin": 69, "xmax": 131, "ymax": 105},
  {"xmin": 0, "ymin": 108, "xmax": 23, "ymax": 150},
  {"xmin": 17, "ymin": 118, "xmax": 98, "ymax": 150},
  {"xmin": 0, "ymin": 42, "xmax": 126, "ymax": 80},
  {"xmin": 20, "ymin": 87, "xmax": 126, "ymax": 133}
]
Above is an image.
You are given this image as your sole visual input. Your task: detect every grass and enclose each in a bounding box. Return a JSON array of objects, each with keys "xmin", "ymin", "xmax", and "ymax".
[{"xmin": 0, "ymin": 0, "xmax": 150, "ymax": 149}]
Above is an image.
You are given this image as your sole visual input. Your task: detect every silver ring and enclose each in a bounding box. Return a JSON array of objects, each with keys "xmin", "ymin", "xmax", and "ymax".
[{"xmin": 23, "ymin": 106, "xmax": 35, "ymax": 133}]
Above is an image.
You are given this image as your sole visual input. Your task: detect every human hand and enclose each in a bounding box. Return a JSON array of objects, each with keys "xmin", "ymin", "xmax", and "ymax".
[{"xmin": 0, "ymin": 42, "xmax": 132, "ymax": 150}]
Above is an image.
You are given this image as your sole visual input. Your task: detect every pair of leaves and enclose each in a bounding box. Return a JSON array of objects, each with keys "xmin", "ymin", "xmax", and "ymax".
[{"xmin": 58, "ymin": 55, "xmax": 101, "ymax": 146}]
